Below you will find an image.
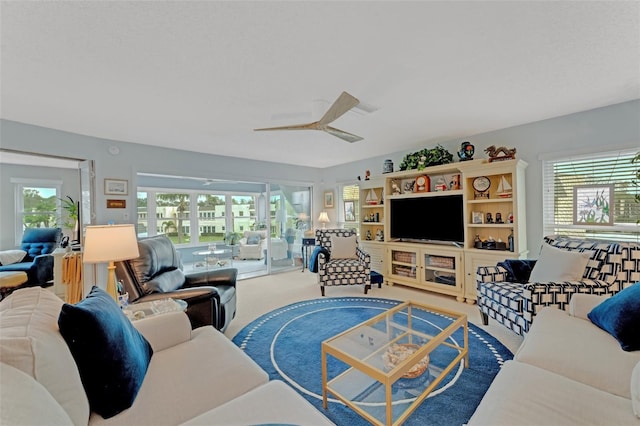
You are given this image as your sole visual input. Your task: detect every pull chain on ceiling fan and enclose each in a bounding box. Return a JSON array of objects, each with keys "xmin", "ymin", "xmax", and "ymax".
[{"xmin": 254, "ymin": 91, "xmax": 364, "ymax": 143}]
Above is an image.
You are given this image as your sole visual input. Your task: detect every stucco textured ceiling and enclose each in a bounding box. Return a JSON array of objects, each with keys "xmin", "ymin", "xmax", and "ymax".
[{"xmin": 1, "ymin": 1, "xmax": 639, "ymax": 168}]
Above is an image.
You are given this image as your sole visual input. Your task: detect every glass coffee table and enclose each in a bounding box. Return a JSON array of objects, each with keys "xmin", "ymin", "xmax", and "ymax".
[{"xmin": 321, "ymin": 300, "xmax": 468, "ymax": 426}]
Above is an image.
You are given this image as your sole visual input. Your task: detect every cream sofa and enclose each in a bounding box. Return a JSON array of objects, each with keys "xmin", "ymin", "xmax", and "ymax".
[
  {"xmin": 0, "ymin": 287, "xmax": 333, "ymax": 426},
  {"xmin": 469, "ymin": 293, "xmax": 640, "ymax": 425}
]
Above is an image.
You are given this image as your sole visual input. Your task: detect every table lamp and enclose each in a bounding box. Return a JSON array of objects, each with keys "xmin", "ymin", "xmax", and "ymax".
[
  {"xmin": 318, "ymin": 211, "xmax": 330, "ymax": 229},
  {"xmin": 83, "ymin": 224, "xmax": 140, "ymax": 301}
]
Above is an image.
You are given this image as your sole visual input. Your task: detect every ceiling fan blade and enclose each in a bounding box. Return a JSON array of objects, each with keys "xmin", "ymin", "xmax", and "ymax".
[
  {"xmin": 317, "ymin": 91, "xmax": 360, "ymax": 126},
  {"xmin": 254, "ymin": 122, "xmax": 319, "ymax": 132},
  {"xmin": 324, "ymin": 126, "xmax": 363, "ymax": 143}
]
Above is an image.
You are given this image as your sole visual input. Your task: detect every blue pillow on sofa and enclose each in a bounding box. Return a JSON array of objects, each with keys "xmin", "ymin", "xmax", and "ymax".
[
  {"xmin": 588, "ymin": 282, "xmax": 640, "ymax": 351},
  {"xmin": 247, "ymin": 235, "xmax": 260, "ymax": 245},
  {"xmin": 58, "ymin": 286, "xmax": 153, "ymax": 418}
]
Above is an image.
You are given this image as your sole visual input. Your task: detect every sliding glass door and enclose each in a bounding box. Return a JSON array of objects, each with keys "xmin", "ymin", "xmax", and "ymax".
[{"xmin": 136, "ymin": 174, "xmax": 311, "ymax": 279}]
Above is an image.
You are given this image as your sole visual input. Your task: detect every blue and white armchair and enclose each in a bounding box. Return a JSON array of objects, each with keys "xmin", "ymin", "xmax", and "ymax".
[{"xmin": 315, "ymin": 229, "xmax": 371, "ymax": 296}]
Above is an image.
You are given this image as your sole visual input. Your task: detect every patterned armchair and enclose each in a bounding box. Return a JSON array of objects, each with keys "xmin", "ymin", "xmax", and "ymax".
[
  {"xmin": 315, "ymin": 229, "xmax": 371, "ymax": 296},
  {"xmin": 476, "ymin": 235, "xmax": 640, "ymax": 335}
]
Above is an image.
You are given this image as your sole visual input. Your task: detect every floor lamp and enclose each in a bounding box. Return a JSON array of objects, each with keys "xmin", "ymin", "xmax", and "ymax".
[{"xmin": 83, "ymin": 224, "xmax": 140, "ymax": 301}]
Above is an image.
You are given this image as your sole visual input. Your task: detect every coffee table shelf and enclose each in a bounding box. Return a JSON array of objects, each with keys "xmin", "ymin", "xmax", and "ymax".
[{"xmin": 321, "ymin": 301, "xmax": 468, "ymax": 426}]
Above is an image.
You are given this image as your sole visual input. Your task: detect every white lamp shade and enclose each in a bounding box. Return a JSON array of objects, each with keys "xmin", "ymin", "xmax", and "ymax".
[
  {"xmin": 83, "ymin": 224, "xmax": 140, "ymax": 263},
  {"xmin": 318, "ymin": 212, "xmax": 330, "ymax": 224}
]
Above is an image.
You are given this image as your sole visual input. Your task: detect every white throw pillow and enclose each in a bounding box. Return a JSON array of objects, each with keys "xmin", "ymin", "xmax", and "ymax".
[
  {"xmin": 632, "ymin": 361, "xmax": 640, "ymax": 418},
  {"xmin": 528, "ymin": 244, "xmax": 592, "ymax": 282},
  {"xmin": 330, "ymin": 235, "xmax": 358, "ymax": 259},
  {"xmin": 0, "ymin": 249, "xmax": 27, "ymax": 265}
]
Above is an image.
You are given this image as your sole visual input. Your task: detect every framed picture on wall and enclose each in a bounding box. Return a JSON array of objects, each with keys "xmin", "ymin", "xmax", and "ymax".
[
  {"xmin": 344, "ymin": 201, "xmax": 355, "ymax": 221},
  {"xmin": 472, "ymin": 211, "xmax": 484, "ymax": 224},
  {"xmin": 104, "ymin": 178, "xmax": 128, "ymax": 195},
  {"xmin": 324, "ymin": 191, "xmax": 334, "ymax": 208},
  {"xmin": 573, "ymin": 184, "xmax": 614, "ymax": 226}
]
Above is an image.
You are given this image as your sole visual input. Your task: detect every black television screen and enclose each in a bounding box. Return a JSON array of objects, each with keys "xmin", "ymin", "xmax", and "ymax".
[{"xmin": 389, "ymin": 195, "xmax": 464, "ymax": 245}]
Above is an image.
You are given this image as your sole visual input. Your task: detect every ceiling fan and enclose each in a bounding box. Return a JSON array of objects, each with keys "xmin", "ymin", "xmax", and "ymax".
[{"xmin": 254, "ymin": 91, "xmax": 364, "ymax": 143}]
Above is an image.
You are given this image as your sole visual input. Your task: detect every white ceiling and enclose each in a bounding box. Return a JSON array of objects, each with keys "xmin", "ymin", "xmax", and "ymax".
[{"xmin": 1, "ymin": 1, "xmax": 639, "ymax": 168}]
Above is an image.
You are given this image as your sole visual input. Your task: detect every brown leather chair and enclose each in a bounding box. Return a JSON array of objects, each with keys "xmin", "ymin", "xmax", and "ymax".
[{"xmin": 115, "ymin": 235, "xmax": 237, "ymax": 332}]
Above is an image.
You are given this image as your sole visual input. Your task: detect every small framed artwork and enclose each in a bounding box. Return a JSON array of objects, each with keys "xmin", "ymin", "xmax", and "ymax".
[
  {"xmin": 324, "ymin": 191, "xmax": 334, "ymax": 208},
  {"xmin": 106, "ymin": 199, "xmax": 126, "ymax": 209},
  {"xmin": 401, "ymin": 178, "xmax": 415, "ymax": 194},
  {"xmin": 573, "ymin": 184, "xmax": 614, "ymax": 226},
  {"xmin": 344, "ymin": 201, "xmax": 356, "ymax": 222},
  {"xmin": 472, "ymin": 211, "xmax": 484, "ymax": 224},
  {"xmin": 104, "ymin": 178, "xmax": 128, "ymax": 195}
]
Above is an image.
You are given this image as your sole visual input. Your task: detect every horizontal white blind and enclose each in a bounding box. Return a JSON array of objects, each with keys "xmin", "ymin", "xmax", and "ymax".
[{"xmin": 542, "ymin": 148, "xmax": 639, "ymax": 243}]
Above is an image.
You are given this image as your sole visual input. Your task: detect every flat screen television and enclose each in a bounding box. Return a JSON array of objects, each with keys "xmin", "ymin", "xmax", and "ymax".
[{"xmin": 389, "ymin": 195, "xmax": 464, "ymax": 245}]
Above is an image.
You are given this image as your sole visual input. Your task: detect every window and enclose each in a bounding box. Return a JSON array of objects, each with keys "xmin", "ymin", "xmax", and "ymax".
[
  {"xmin": 542, "ymin": 148, "xmax": 639, "ymax": 242},
  {"xmin": 197, "ymin": 193, "xmax": 225, "ymax": 244},
  {"xmin": 12, "ymin": 178, "xmax": 62, "ymax": 243},
  {"xmin": 156, "ymin": 192, "xmax": 190, "ymax": 244},
  {"xmin": 342, "ymin": 184, "xmax": 360, "ymax": 232}
]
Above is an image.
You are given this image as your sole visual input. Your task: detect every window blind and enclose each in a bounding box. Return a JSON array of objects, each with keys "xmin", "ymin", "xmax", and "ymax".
[{"xmin": 542, "ymin": 148, "xmax": 639, "ymax": 242}]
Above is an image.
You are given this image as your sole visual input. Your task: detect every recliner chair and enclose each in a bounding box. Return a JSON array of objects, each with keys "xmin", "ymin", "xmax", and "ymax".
[
  {"xmin": 0, "ymin": 227, "xmax": 61, "ymax": 286},
  {"xmin": 115, "ymin": 235, "xmax": 237, "ymax": 332}
]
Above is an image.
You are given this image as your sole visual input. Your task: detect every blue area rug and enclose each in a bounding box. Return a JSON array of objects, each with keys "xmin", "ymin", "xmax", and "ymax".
[{"xmin": 232, "ymin": 297, "xmax": 512, "ymax": 426}]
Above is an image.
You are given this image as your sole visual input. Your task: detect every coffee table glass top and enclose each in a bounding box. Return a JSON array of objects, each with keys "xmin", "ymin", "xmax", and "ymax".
[{"xmin": 322, "ymin": 300, "xmax": 468, "ymax": 426}]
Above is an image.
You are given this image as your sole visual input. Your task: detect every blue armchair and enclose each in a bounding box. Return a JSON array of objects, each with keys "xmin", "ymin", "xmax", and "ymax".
[{"xmin": 0, "ymin": 228, "xmax": 61, "ymax": 286}]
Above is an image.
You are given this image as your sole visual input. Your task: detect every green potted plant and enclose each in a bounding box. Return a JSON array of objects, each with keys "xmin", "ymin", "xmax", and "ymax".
[
  {"xmin": 59, "ymin": 196, "xmax": 78, "ymax": 229},
  {"xmin": 398, "ymin": 144, "xmax": 453, "ymax": 171},
  {"xmin": 224, "ymin": 232, "xmax": 241, "ymax": 246}
]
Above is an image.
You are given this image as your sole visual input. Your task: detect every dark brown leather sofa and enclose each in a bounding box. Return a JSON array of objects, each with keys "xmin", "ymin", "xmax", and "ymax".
[{"xmin": 115, "ymin": 235, "xmax": 237, "ymax": 332}]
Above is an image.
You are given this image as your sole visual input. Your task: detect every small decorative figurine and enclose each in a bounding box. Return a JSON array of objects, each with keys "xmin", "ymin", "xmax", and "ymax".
[
  {"xmin": 458, "ymin": 141, "xmax": 475, "ymax": 161},
  {"xmin": 474, "ymin": 234, "xmax": 482, "ymax": 249},
  {"xmin": 449, "ymin": 174, "xmax": 461, "ymax": 190},
  {"xmin": 365, "ymin": 170, "xmax": 371, "ymax": 180},
  {"xmin": 375, "ymin": 229, "xmax": 384, "ymax": 241},
  {"xmin": 485, "ymin": 145, "xmax": 517, "ymax": 162},
  {"xmin": 495, "ymin": 212, "xmax": 503, "ymax": 224},
  {"xmin": 508, "ymin": 212, "xmax": 514, "ymax": 223},
  {"xmin": 383, "ymin": 159, "xmax": 393, "ymax": 174},
  {"xmin": 391, "ymin": 181, "xmax": 402, "ymax": 195},
  {"xmin": 486, "ymin": 212, "xmax": 493, "ymax": 223},
  {"xmin": 366, "ymin": 230, "xmax": 372, "ymax": 241}
]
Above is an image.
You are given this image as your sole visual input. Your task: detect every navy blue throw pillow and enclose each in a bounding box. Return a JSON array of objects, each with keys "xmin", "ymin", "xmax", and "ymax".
[
  {"xmin": 588, "ymin": 282, "xmax": 640, "ymax": 352},
  {"xmin": 58, "ymin": 286, "xmax": 153, "ymax": 418}
]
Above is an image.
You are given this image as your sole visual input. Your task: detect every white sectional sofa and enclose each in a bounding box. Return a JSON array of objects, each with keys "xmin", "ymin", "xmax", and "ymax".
[
  {"xmin": 469, "ymin": 293, "xmax": 640, "ymax": 425},
  {"xmin": 0, "ymin": 287, "xmax": 333, "ymax": 426}
]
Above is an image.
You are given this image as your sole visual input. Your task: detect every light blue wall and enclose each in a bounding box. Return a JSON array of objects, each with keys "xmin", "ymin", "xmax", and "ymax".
[
  {"xmin": 321, "ymin": 99, "xmax": 640, "ymax": 253},
  {"xmin": 0, "ymin": 163, "xmax": 80, "ymax": 248},
  {"xmin": 2, "ymin": 99, "xmax": 638, "ymax": 255},
  {"xmin": 0, "ymin": 119, "xmax": 323, "ymax": 234}
]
